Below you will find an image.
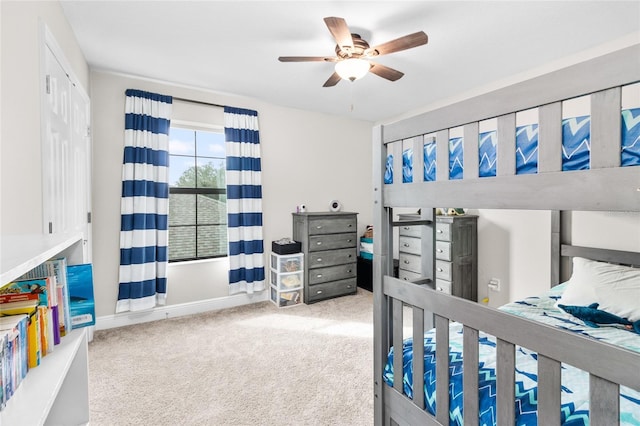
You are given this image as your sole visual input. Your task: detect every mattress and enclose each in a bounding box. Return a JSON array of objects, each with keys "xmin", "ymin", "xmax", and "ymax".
[{"xmin": 382, "ymin": 284, "xmax": 640, "ymax": 425}]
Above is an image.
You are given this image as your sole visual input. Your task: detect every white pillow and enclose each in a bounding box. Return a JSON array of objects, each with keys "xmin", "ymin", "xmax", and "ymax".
[
  {"xmin": 556, "ymin": 257, "xmax": 598, "ymax": 306},
  {"xmin": 557, "ymin": 256, "xmax": 640, "ymax": 322}
]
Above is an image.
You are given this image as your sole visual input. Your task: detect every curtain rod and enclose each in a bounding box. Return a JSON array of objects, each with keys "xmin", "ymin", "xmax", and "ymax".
[{"xmin": 172, "ymin": 96, "xmax": 224, "ymax": 109}]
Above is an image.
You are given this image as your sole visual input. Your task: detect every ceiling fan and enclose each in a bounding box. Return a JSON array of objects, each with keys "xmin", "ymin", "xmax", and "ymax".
[{"xmin": 278, "ymin": 17, "xmax": 428, "ymax": 87}]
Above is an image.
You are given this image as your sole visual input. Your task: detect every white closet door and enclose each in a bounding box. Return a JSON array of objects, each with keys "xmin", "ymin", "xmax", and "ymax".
[{"xmin": 42, "ymin": 43, "xmax": 91, "ymax": 260}]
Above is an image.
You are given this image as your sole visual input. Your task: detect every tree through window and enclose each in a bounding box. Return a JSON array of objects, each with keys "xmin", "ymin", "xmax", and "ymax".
[{"xmin": 168, "ymin": 127, "xmax": 227, "ymax": 261}]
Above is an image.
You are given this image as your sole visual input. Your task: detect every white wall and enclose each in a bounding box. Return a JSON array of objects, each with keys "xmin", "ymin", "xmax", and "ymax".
[
  {"xmin": 1, "ymin": 1, "xmax": 89, "ymax": 235},
  {"xmin": 90, "ymin": 71, "xmax": 373, "ymax": 317}
]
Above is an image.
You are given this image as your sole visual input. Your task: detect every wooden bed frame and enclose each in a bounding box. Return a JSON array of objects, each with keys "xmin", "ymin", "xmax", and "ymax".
[{"xmin": 372, "ymin": 44, "xmax": 640, "ymax": 425}]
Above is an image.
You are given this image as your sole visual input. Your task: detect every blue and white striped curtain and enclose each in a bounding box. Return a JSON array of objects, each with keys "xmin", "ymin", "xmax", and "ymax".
[
  {"xmin": 224, "ymin": 107, "xmax": 265, "ymax": 295},
  {"xmin": 116, "ymin": 89, "xmax": 172, "ymax": 313}
]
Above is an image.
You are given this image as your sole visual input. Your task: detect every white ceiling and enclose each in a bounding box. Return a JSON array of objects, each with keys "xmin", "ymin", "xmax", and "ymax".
[{"xmin": 60, "ymin": 1, "xmax": 640, "ymax": 123}]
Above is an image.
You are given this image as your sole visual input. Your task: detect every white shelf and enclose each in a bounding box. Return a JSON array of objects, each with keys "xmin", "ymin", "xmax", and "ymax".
[
  {"xmin": 0, "ymin": 232, "xmax": 89, "ymax": 425},
  {"xmin": 0, "ymin": 329, "xmax": 89, "ymax": 425},
  {"xmin": 1, "ymin": 233, "xmax": 83, "ymax": 285}
]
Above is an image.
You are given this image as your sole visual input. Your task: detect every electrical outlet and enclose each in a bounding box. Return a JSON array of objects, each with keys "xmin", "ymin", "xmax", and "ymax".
[{"xmin": 488, "ymin": 278, "xmax": 501, "ymax": 292}]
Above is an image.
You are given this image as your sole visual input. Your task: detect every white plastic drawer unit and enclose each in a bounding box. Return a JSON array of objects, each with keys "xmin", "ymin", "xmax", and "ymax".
[
  {"xmin": 270, "ymin": 269, "xmax": 303, "ymax": 290},
  {"xmin": 270, "ymin": 252, "xmax": 303, "ymax": 273},
  {"xmin": 270, "ymin": 286, "xmax": 302, "ymax": 308}
]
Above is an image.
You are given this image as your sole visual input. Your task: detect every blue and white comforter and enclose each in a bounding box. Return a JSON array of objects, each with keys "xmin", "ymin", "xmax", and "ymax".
[{"xmin": 383, "ymin": 284, "xmax": 640, "ymax": 425}]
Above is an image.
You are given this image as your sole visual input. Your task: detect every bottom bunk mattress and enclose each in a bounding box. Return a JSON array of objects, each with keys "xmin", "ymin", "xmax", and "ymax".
[{"xmin": 382, "ymin": 284, "xmax": 640, "ymax": 425}]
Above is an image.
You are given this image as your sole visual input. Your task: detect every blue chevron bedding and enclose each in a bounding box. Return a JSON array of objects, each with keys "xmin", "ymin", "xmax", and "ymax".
[
  {"xmin": 383, "ymin": 284, "xmax": 640, "ymax": 425},
  {"xmin": 385, "ymin": 109, "xmax": 640, "ymax": 185}
]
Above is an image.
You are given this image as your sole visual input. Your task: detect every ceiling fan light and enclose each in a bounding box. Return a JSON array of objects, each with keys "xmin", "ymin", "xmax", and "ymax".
[{"xmin": 335, "ymin": 58, "xmax": 370, "ymax": 81}]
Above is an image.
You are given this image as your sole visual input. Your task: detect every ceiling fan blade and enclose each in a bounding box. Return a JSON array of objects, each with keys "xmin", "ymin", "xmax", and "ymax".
[
  {"xmin": 324, "ymin": 17, "xmax": 354, "ymax": 53},
  {"xmin": 323, "ymin": 72, "xmax": 342, "ymax": 87},
  {"xmin": 366, "ymin": 31, "xmax": 428, "ymax": 56},
  {"xmin": 369, "ymin": 62, "xmax": 404, "ymax": 81},
  {"xmin": 278, "ymin": 56, "xmax": 337, "ymax": 62}
]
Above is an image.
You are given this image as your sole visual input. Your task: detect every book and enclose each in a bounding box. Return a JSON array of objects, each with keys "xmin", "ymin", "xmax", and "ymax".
[
  {"xmin": 0, "ymin": 315, "xmax": 28, "ymax": 383},
  {"xmin": 0, "ymin": 278, "xmax": 57, "ymax": 353},
  {"xmin": 66, "ymin": 264, "xmax": 96, "ymax": 329},
  {"xmin": 0, "ymin": 296, "xmax": 38, "ymax": 317},
  {"xmin": 38, "ymin": 306, "xmax": 51, "ymax": 357},
  {"xmin": 0, "ymin": 278, "xmax": 50, "ymax": 308},
  {"xmin": 24, "ymin": 307, "xmax": 41, "ymax": 369},
  {"xmin": 20, "ymin": 257, "xmax": 72, "ymax": 337}
]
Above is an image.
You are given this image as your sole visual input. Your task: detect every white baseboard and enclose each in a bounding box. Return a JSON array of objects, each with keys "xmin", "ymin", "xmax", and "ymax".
[{"xmin": 95, "ymin": 291, "xmax": 269, "ymax": 331}]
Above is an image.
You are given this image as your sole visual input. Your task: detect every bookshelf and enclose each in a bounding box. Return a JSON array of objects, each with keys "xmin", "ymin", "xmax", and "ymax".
[{"xmin": 0, "ymin": 233, "xmax": 90, "ymax": 425}]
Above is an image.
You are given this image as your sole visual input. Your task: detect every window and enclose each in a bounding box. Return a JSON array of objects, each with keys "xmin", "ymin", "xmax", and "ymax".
[{"xmin": 168, "ymin": 126, "xmax": 227, "ymax": 262}]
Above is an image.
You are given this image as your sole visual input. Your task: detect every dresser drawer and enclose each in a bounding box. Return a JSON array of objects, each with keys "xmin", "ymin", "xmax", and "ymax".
[
  {"xmin": 399, "ymin": 269, "xmax": 423, "ymax": 282},
  {"xmin": 435, "ymin": 279, "xmax": 452, "ymax": 294},
  {"xmin": 399, "ymin": 252, "xmax": 421, "ymax": 274},
  {"xmin": 435, "ymin": 241, "xmax": 451, "ymax": 261},
  {"xmin": 308, "ymin": 263, "xmax": 356, "ymax": 285},
  {"xmin": 308, "ymin": 248, "xmax": 356, "ymax": 268},
  {"xmin": 308, "ymin": 217, "xmax": 356, "ymax": 235},
  {"xmin": 309, "ymin": 233, "xmax": 357, "ymax": 252},
  {"xmin": 435, "ymin": 260, "xmax": 452, "ymax": 281},
  {"xmin": 399, "ymin": 236, "xmax": 421, "ymax": 255},
  {"xmin": 398, "ymin": 224, "xmax": 422, "ymax": 238},
  {"xmin": 435, "ymin": 222, "xmax": 451, "ymax": 241},
  {"xmin": 307, "ymin": 278, "xmax": 357, "ymax": 302}
]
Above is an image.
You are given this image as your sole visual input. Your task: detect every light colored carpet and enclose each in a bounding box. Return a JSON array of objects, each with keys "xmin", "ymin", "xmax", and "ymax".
[{"xmin": 88, "ymin": 288, "xmax": 374, "ymax": 425}]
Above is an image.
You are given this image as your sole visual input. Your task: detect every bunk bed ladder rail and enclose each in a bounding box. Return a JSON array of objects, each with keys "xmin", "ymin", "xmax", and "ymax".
[{"xmin": 382, "ymin": 275, "xmax": 640, "ymax": 426}]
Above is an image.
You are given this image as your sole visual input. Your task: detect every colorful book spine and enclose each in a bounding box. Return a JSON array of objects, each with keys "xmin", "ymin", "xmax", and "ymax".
[
  {"xmin": 20, "ymin": 258, "xmax": 72, "ymax": 338},
  {"xmin": 26, "ymin": 308, "xmax": 40, "ymax": 369}
]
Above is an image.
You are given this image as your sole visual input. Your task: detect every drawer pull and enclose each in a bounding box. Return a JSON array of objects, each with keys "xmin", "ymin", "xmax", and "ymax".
[
  {"xmin": 347, "ymin": 239, "xmax": 352, "ymax": 243},
  {"xmin": 437, "ymin": 229, "xmax": 443, "ymax": 234},
  {"xmin": 316, "ymin": 225, "xmax": 323, "ymax": 229},
  {"xmin": 348, "ymin": 224, "xmax": 352, "ymax": 227},
  {"xmin": 347, "ymin": 269, "xmax": 352, "ymax": 273},
  {"xmin": 348, "ymin": 254, "xmax": 352, "ymax": 258},
  {"xmin": 347, "ymin": 284, "xmax": 353, "ymax": 288},
  {"xmin": 316, "ymin": 242, "xmax": 322, "ymax": 245},
  {"xmin": 316, "ymin": 258, "xmax": 322, "ymax": 262},
  {"xmin": 437, "ymin": 268, "xmax": 443, "ymax": 272},
  {"xmin": 403, "ymin": 243, "xmax": 410, "ymax": 247},
  {"xmin": 403, "ymin": 260, "xmax": 410, "ymax": 264},
  {"xmin": 316, "ymin": 274, "xmax": 322, "ymax": 278},
  {"xmin": 436, "ymin": 249, "xmax": 443, "ymax": 253},
  {"xmin": 316, "ymin": 290, "xmax": 323, "ymax": 294},
  {"xmin": 403, "ymin": 226, "xmax": 410, "ymax": 230},
  {"xmin": 437, "ymin": 287, "xmax": 444, "ymax": 292},
  {"xmin": 403, "ymin": 277, "xmax": 409, "ymax": 281}
]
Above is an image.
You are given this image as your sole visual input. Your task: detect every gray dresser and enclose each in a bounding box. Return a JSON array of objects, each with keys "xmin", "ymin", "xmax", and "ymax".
[
  {"xmin": 397, "ymin": 215, "xmax": 425, "ymax": 282},
  {"xmin": 398, "ymin": 213, "xmax": 478, "ymax": 301},
  {"xmin": 434, "ymin": 215, "xmax": 478, "ymax": 301},
  {"xmin": 292, "ymin": 212, "xmax": 358, "ymax": 303}
]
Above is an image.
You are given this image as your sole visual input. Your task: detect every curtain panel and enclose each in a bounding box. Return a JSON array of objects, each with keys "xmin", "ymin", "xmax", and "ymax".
[
  {"xmin": 224, "ymin": 106, "xmax": 265, "ymax": 294},
  {"xmin": 117, "ymin": 89, "xmax": 172, "ymax": 313}
]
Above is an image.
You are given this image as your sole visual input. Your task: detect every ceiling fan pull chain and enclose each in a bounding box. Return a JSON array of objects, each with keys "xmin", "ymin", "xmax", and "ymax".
[{"xmin": 350, "ymin": 81, "xmax": 355, "ymax": 113}]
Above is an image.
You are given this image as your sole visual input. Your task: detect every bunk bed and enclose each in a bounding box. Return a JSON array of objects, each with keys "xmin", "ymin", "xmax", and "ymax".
[{"xmin": 372, "ymin": 44, "xmax": 640, "ymax": 426}]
